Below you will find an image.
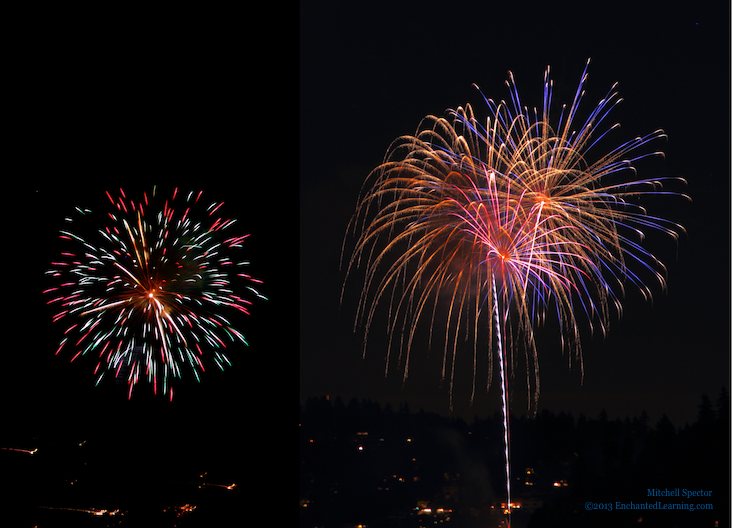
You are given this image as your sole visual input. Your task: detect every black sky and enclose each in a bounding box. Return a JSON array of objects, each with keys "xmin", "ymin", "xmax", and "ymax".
[
  {"xmin": 300, "ymin": 0, "xmax": 730, "ymax": 427},
  {"xmin": 0, "ymin": 2, "xmax": 727, "ymax": 446},
  {"xmin": 4, "ymin": 17, "xmax": 286, "ymax": 443}
]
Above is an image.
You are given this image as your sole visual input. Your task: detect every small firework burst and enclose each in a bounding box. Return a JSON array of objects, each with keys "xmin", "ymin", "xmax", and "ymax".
[{"xmin": 45, "ymin": 186, "xmax": 266, "ymax": 400}]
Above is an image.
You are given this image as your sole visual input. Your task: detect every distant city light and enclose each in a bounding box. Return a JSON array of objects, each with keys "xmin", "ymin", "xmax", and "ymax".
[{"xmin": 500, "ymin": 502, "xmax": 521, "ymax": 514}]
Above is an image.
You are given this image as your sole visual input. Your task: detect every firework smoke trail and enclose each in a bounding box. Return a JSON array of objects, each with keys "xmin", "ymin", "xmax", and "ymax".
[
  {"xmin": 344, "ymin": 59, "xmax": 686, "ymax": 523},
  {"xmin": 45, "ymin": 187, "xmax": 266, "ymax": 400}
]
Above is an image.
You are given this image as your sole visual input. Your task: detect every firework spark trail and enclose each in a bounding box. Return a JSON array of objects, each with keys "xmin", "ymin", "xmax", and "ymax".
[
  {"xmin": 0, "ymin": 446, "xmax": 38, "ymax": 455},
  {"xmin": 45, "ymin": 187, "xmax": 266, "ymax": 399},
  {"xmin": 492, "ymin": 272, "xmax": 511, "ymax": 523},
  {"xmin": 344, "ymin": 60, "xmax": 686, "ymax": 523}
]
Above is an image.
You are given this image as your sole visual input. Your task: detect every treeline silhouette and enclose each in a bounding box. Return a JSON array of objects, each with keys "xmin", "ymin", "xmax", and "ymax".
[{"xmin": 300, "ymin": 389, "xmax": 728, "ymax": 528}]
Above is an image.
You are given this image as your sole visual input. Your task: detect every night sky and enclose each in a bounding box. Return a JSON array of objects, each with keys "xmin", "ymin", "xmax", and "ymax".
[
  {"xmin": 300, "ymin": 0, "xmax": 730, "ymax": 428},
  {"xmin": 2, "ymin": 13, "xmax": 297, "ymax": 524},
  {"xmin": 0, "ymin": 6, "xmax": 728, "ymax": 523},
  {"xmin": 4, "ymin": 12, "xmax": 286, "ymax": 468}
]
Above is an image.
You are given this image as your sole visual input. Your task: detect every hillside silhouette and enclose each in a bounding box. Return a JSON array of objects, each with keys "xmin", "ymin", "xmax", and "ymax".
[{"xmin": 300, "ymin": 389, "xmax": 729, "ymax": 527}]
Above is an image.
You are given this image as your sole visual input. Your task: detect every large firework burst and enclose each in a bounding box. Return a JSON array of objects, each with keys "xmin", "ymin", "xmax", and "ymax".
[
  {"xmin": 45, "ymin": 187, "xmax": 266, "ymax": 400},
  {"xmin": 343, "ymin": 60, "xmax": 686, "ymax": 523},
  {"xmin": 347, "ymin": 61, "xmax": 682, "ymax": 515},
  {"xmin": 343, "ymin": 59, "xmax": 686, "ymax": 409}
]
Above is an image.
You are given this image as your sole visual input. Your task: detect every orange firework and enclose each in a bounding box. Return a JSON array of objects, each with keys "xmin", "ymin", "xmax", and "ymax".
[
  {"xmin": 343, "ymin": 59, "xmax": 686, "ymax": 410},
  {"xmin": 344, "ymin": 61, "xmax": 687, "ymax": 525}
]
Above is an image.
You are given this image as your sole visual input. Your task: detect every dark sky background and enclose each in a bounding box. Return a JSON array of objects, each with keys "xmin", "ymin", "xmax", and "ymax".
[
  {"xmin": 3, "ymin": 18, "xmax": 286, "ymax": 445},
  {"xmin": 0, "ymin": 3, "xmax": 727, "ymax": 451},
  {"xmin": 301, "ymin": 0, "xmax": 730, "ymax": 428}
]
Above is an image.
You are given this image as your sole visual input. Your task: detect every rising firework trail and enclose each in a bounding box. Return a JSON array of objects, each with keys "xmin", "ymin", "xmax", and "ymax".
[
  {"xmin": 45, "ymin": 187, "xmax": 266, "ymax": 400},
  {"xmin": 343, "ymin": 59, "xmax": 686, "ymax": 524}
]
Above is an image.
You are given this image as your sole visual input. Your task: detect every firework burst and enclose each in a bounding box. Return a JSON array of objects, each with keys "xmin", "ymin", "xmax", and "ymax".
[
  {"xmin": 343, "ymin": 59, "xmax": 686, "ymax": 410},
  {"xmin": 344, "ymin": 60, "xmax": 686, "ymax": 525},
  {"xmin": 342, "ymin": 60, "xmax": 689, "ymax": 527},
  {"xmin": 45, "ymin": 187, "xmax": 266, "ymax": 400}
]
